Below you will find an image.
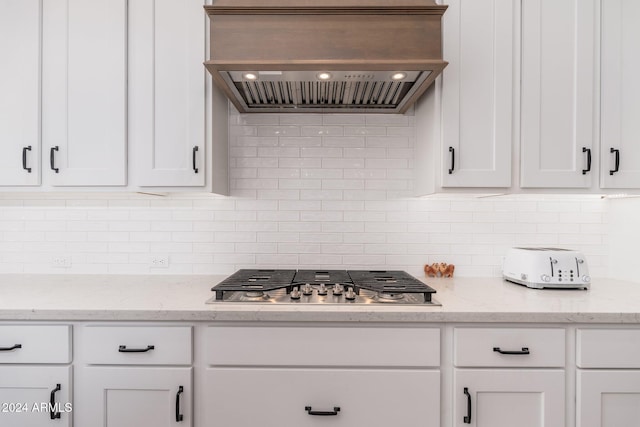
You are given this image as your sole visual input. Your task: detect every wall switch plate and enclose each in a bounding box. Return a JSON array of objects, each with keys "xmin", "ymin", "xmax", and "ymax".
[
  {"xmin": 150, "ymin": 256, "xmax": 169, "ymax": 268},
  {"xmin": 52, "ymin": 255, "xmax": 72, "ymax": 268}
]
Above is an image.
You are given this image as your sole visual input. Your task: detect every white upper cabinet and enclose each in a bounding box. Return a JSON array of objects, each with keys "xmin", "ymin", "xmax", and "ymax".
[
  {"xmin": 130, "ymin": 0, "xmax": 206, "ymax": 187},
  {"xmin": 0, "ymin": 0, "xmax": 41, "ymax": 186},
  {"xmin": 42, "ymin": 0, "xmax": 127, "ymax": 186},
  {"xmin": 441, "ymin": 0, "xmax": 514, "ymax": 188},
  {"xmin": 600, "ymin": 0, "xmax": 640, "ymax": 188},
  {"xmin": 520, "ymin": 0, "xmax": 598, "ymax": 188}
]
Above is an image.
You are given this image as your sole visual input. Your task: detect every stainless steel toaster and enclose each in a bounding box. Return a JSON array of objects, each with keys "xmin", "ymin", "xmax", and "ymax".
[{"xmin": 502, "ymin": 247, "xmax": 591, "ymax": 289}]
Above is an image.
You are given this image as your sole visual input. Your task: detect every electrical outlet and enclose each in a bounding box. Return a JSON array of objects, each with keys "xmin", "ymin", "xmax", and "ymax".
[
  {"xmin": 150, "ymin": 256, "xmax": 169, "ymax": 268},
  {"xmin": 52, "ymin": 255, "xmax": 72, "ymax": 268}
]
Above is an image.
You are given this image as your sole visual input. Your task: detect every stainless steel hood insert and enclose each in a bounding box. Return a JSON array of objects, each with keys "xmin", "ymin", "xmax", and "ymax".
[
  {"xmin": 204, "ymin": 0, "xmax": 447, "ymax": 114},
  {"xmin": 222, "ymin": 70, "xmax": 431, "ymax": 113}
]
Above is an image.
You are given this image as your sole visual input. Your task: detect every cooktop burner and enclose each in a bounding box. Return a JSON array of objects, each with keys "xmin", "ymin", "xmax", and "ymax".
[{"xmin": 207, "ymin": 269, "xmax": 440, "ymax": 306}]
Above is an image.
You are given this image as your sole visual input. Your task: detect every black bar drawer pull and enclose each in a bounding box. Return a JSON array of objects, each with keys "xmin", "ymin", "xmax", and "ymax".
[
  {"xmin": 493, "ymin": 347, "xmax": 530, "ymax": 355},
  {"xmin": 118, "ymin": 345, "xmax": 155, "ymax": 353},
  {"xmin": 463, "ymin": 387, "xmax": 471, "ymax": 424},
  {"xmin": 22, "ymin": 146, "xmax": 32, "ymax": 173},
  {"xmin": 610, "ymin": 147, "xmax": 620, "ymax": 175},
  {"xmin": 0, "ymin": 344, "xmax": 22, "ymax": 351},
  {"xmin": 176, "ymin": 386, "xmax": 184, "ymax": 422},
  {"xmin": 50, "ymin": 146, "xmax": 59, "ymax": 173},
  {"xmin": 50, "ymin": 384, "xmax": 61, "ymax": 420},
  {"xmin": 192, "ymin": 146, "xmax": 199, "ymax": 173},
  {"xmin": 305, "ymin": 406, "xmax": 341, "ymax": 416},
  {"xmin": 582, "ymin": 147, "xmax": 591, "ymax": 175},
  {"xmin": 448, "ymin": 146, "xmax": 455, "ymax": 174}
]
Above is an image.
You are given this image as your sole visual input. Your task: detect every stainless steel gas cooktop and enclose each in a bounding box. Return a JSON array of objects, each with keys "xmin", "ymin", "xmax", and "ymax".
[{"xmin": 206, "ymin": 269, "xmax": 440, "ymax": 306}]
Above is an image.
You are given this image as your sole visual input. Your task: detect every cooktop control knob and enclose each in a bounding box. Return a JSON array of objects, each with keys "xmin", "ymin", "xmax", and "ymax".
[
  {"xmin": 302, "ymin": 283, "xmax": 313, "ymax": 296},
  {"xmin": 290, "ymin": 287, "xmax": 301, "ymax": 300},
  {"xmin": 318, "ymin": 284, "xmax": 328, "ymax": 296},
  {"xmin": 333, "ymin": 283, "xmax": 344, "ymax": 296},
  {"xmin": 345, "ymin": 287, "xmax": 356, "ymax": 301}
]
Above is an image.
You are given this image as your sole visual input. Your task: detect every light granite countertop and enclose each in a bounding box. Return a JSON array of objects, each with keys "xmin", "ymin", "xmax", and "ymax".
[{"xmin": 0, "ymin": 274, "xmax": 639, "ymax": 323}]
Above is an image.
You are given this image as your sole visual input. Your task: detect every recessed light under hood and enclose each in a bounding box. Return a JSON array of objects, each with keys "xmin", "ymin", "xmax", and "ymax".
[{"xmin": 204, "ymin": 0, "xmax": 448, "ymax": 114}]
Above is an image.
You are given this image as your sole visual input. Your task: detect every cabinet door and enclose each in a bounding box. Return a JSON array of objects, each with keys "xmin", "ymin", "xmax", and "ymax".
[
  {"xmin": 130, "ymin": 0, "xmax": 206, "ymax": 187},
  {"xmin": 42, "ymin": 0, "xmax": 127, "ymax": 186},
  {"xmin": 206, "ymin": 368, "xmax": 440, "ymax": 427},
  {"xmin": 600, "ymin": 0, "xmax": 640, "ymax": 188},
  {"xmin": 520, "ymin": 0, "xmax": 597, "ymax": 188},
  {"xmin": 441, "ymin": 0, "xmax": 513, "ymax": 188},
  {"xmin": 0, "ymin": 0, "xmax": 41, "ymax": 186},
  {"xmin": 0, "ymin": 366, "xmax": 72, "ymax": 427},
  {"xmin": 577, "ymin": 370, "xmax": 640, "ymax": 427},
  {"xmin": 75, "ymin": 367, "xmax": 192, "ymax": 427},
  {"xmin": 454, "ymin": 369, "xmax": 564, "ymax": 427}
]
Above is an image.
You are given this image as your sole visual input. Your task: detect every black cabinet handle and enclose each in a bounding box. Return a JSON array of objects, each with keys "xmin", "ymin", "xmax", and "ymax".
[
  {"xmin": 305, "ymin": 406, "xmax": 341, "ymax": 416},
  {"xmin": 176, "ymin": 386, "xmax": 184, "ymax": 422},
  {"xmin": 0, "ymin": 344, "xmax": 22, "ymax": 351},
  {"xmin": 118, "ymin": 345, "xmax": 155, "ymax": 353},
  {"xmin": 463, "ymin": 387, "xmax": 471, "ymax": 424},
  {"xmin": 610, "ymin": 147, "xmax": 620, "ymax": 175},
  {"xmin": 582, "ymin": 147, "xmax": 591, "ymax": 175},
  {"xmin": 192, "ymin": 146, "xmax": 199, "ymax": 174},
  {"xmin": 22, "ymin": 146, "xmax": 32, "ymax": 173},
  {"xmin": 448, "ymin": 146, "xmax": 455, "ymax": 174},
  {"xmin": 493, "ymin": 347, "xmax": 530, "ymax": 355},
  {"xmin": 49, "ymin": 384, "xmax": 61, "ymax": 420},
  {"xmin": 50, "ymin": 146, "xmax": 59, "ymax": 173}
]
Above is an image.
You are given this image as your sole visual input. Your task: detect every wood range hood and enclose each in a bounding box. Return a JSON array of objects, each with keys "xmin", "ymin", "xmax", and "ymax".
[{"xmin": 204, "ymin": 0, "xmax": 447, "ymax": 114}]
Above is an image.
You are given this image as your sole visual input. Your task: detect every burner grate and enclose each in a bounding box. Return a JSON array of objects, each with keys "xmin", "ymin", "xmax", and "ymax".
[
  {"xmin": 211, "ymin": 269, "xmax": 297, "ymax": 300},
  {"xmin": 292, "ymin": 270, "xmax": 353, "ymax": 286},
  {"xmin": 348, "ymin": 270, "xmax": 436, "ymax": 303}
]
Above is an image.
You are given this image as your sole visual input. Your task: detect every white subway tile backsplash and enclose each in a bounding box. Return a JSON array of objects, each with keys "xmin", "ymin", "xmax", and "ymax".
[
  {"xmin": 301, "ymin": 126, "xmax": 344, "ymax": 137},
  {"xmin": 300, "ymin": 147, "xmax": 343, "ymax": 158},
  {"xmin": 300, "ymin": 190, "xmax": 343, "ymax": 200},
  {"xmin": 0, "ymin": 110, "xmax": 610, "ymax": 277}
]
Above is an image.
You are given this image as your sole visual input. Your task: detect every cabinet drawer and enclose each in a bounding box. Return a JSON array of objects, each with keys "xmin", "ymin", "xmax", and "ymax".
[
  {"xmin": 577, "ymin": 329, "xmax": 640, "ymax": 368},
  {"xmin": 206, "ymin": 368, "xmax": 439, "ymax": 427},
  {"xmin": 454, "ymin": 328, "xmax": 565, "ymax": 367},
  {"xmin": 0, "ymin": 325, "xmax": 71, "ymax": 364},
  {"xmin": 81, "ymin": 326, "xmax": 192, "ymax": 365},
  {"xmin": 206, "ymin": 326, "xmax": 440, "ymax": 367}
]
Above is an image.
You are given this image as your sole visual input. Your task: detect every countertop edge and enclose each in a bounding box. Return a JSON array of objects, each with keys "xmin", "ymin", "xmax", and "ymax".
[{"xmin": 2, "ymin": 310, "xmax": 640, "ymax": 324}]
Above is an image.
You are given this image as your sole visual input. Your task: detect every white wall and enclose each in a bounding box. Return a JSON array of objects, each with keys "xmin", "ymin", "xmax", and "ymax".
[{"xmin": 0, "ymin": 107, "xmax": 609, "ymax": 278}]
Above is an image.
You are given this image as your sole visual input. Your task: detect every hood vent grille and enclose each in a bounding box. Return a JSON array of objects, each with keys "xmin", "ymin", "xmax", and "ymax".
[
  {"xmin": 204, "ymin": 0, "xmax": 447, "ymax": 114},
  {"xmin": 222, "ymin": 70, "xmax": 431, "ymax": 112}
]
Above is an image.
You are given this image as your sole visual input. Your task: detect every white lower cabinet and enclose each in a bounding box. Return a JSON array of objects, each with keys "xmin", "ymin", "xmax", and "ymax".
[
  {"xmin": 454, "ymin": 369, "xmax": 565, "ymax": 427},
  {"xmin": 204, "ymin": 325, "xmax": 441, "ymax": 427},
  {"xmin": 0, "ymin": 366, "xmax": 72, "ymax": 427},
  {"xmin": 74, "ymin": 325, "xmax": 193, "ymax": 427},
  {"xmin": 75, "ymin": 367, "xmax": 192, "ymax": 427},
  {"xmin": 7, "ymin": 322, "xmax": 640, "ymax": 427},
  {"xmin": 577, "ymin": 370, "xmax": 640, "ymax": 427},
  {"xmin": 453, "ymin": 327, "xmax": 566, "ymax": 427},
  {"xmin": 0, "ymin": 324, "xmax": 72, "ymax": 426},
  {"xmin": 205, "ymin": 368, "xmax": 439, "ymax": 427},
  {"xmin": 576, "ymin": 328, "xmax": 640, "ymax": 427}
]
